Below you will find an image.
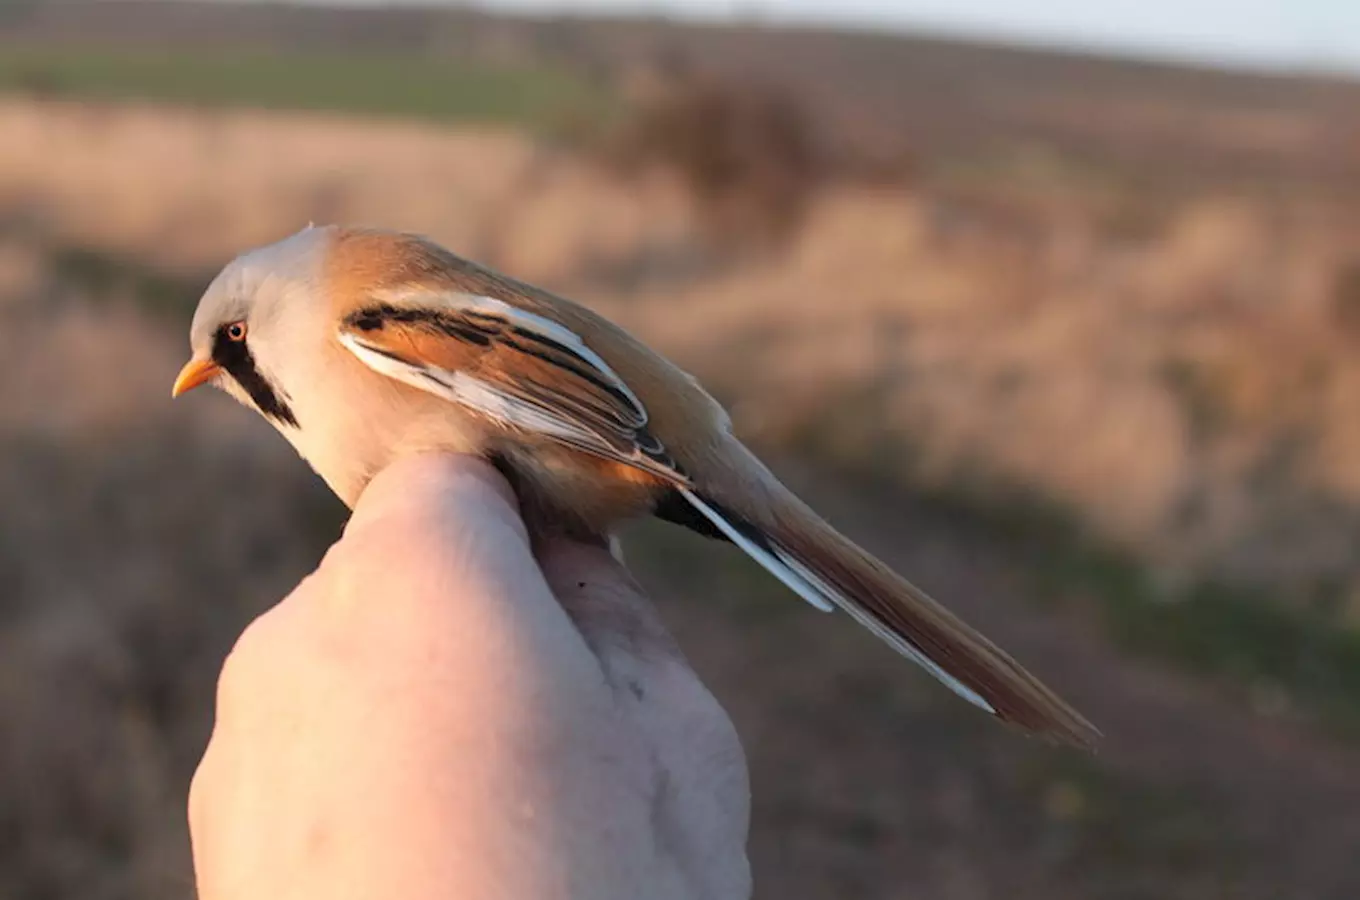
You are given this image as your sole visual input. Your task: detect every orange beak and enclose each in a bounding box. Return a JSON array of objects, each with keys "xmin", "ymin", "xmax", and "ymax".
[{"xmin": 171, "ymin": 358, "xmax": 222, "ymax": 398}]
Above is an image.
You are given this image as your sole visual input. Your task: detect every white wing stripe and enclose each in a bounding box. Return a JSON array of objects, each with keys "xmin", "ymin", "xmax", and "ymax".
[
  {"xmin": 369, "ymin": 288, "xmax": 647, "ymax": 418},
  {"xmin": 340, "ymin": 331, "xmax": 600, "ymax": 445},
  {"xmin": 340, "ymin": 330, "xmax": 429, "ymax": 388},
  {"xmin": 678, "ymin": 488, "xmax": 834, "ymax": 613},
  {"xmin": 772, "ymin": 547, "xmax": 996, "ymax": 714}
]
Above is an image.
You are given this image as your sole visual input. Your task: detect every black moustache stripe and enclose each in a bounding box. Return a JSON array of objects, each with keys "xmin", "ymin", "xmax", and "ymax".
[{"xmin": 211, "ymin": 327, "xmax": 298, "ymax": 428}]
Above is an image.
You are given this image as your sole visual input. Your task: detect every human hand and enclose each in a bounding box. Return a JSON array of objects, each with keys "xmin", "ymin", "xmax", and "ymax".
[{"xmin": 188, "ymin": 454, "xmax": 752, "ymax": 900}]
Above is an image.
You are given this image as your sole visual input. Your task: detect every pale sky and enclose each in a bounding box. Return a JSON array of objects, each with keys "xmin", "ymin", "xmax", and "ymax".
[{"xmin": 457, "ymin": 0, "xmax": 1360, "ymax": 73}]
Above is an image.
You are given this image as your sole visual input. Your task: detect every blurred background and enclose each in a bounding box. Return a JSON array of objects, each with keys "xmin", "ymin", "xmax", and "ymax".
[{"xmin": 4, "ymin": 0, "xmax": 1360, "ymax": 897}]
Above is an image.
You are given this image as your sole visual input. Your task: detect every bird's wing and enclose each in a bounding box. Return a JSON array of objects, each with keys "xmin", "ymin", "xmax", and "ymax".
[
  {"xmin": 335, "ymin": 293, "xmax": 686, "ymax": 485},
  {"xmin": 338, "ymin": 290, "xmax": 840, "ymax": 615},
  {"xmin": 333, "ymin": 291, "xmax": 1101, "ymax": 742}
]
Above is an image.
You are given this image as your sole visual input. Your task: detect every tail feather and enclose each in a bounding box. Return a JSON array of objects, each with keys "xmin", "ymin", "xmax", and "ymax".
[
  {"xmin": 677, "ymin": 488, "xmax": 834, "ymax": 612},
  {"xmin": 677, "ymin": 484, "xmax": 1100, "ymax": 749},
  {"xmin": 768, "ymin": 544, "xmax": 996, "ymax": 715}
]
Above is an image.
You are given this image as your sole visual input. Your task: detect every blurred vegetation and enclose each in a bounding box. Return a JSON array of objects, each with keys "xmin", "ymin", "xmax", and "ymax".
[
  {"xmin": 0, "ymin": 46, "xmax": 609, "ymax": 128},
  {"xmin": 46, "ymin": 228, "xmax": 1360, "ymax": 745},
  {"xmin": 5, "ymin": 4, "xmax": 1360, "ymax": 895},
  {"xmin": 34, "ymin": 213, "xmax": 1360, "ymax": 742},
  {"xmin": 46, "ymin": 243, "xmax": 206, "ymax": 324},
  {"xmin": 625, "ymin": 520, "xmax": 1250, "ymax": 897},
  {"xmin": 599, "ymin": 60, "xmax": 826, "ymax": 254},
  {"xmin": 783, "ymin": 391, "xmax": 1360, "ymax": 741},
  {"xmin": 943, "ymin": 487, "xmax": 1360, "ymax": 740}
]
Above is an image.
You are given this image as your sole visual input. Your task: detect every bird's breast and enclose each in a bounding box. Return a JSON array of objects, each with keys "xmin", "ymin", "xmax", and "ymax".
[{"xmin": 283, "ymin": 338, "xmax": 671, "ymax": 533}]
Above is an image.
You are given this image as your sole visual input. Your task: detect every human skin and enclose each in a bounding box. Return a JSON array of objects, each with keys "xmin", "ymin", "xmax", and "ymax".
[{"xmin": 188, "ymin": 454, "xmax": 752, "ymax": 900}]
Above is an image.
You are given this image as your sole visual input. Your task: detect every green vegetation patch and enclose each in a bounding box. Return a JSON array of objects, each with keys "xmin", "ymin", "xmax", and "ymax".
[
  {"xmin": 46, "ymin": 243, "xmax": 207, "ymax": 323},
  {"xmin": 0, "ymin": 45, "xmax": 609, "ymax": 128},
  {"xmin": 1034, "ymin": 522, "xmax": 1360, "ymax": 739},
  {"xmin": 903, "ymin": 479, "xmax": 1360, "ymax": 741}
]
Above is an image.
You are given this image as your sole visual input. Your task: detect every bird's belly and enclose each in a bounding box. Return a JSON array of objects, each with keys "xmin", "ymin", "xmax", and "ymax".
[
  {"xmin": 289, "ymin": 397, "xmax": 490, "ymax": 508},
  {"xmin": 491, "ymin": 440, "xmax": 670, "ymax": 541}
]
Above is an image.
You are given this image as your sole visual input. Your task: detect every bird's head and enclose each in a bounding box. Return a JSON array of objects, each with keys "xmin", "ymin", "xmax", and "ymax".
[{"xmin": 172, "ymin": 224, "xmax": 343, "ymax": 429}]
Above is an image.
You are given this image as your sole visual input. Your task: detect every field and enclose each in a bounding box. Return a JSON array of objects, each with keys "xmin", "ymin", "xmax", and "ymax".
[
  {"xmin": 4, "ymin": 3, "xmax": 1360, "ymax": 898},
  {"xmin": 0, "ymin": 47, "xmax": 607, "ymax": 127}
]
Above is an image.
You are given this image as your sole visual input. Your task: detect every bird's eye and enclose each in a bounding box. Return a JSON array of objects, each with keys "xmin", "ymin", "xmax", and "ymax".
[{"xmin": 226, "ymin": 322, "xmax": 247, "ymax": 342}]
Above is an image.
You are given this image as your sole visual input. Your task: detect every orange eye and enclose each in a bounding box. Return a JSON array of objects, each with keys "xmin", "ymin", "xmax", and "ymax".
[{"xmin": 225, "ymin": 322, "xmax": 247, "ymax": 342}]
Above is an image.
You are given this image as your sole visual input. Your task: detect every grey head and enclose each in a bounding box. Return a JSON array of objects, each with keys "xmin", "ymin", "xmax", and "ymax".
[{"xmin": 175, "ymin": 224, "xmax": 339, "ymax": 428}]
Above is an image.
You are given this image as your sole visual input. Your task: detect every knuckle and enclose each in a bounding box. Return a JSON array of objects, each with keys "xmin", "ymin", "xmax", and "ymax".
[
  {"xmin": 214, "ymin": 604, "xmax": 290, "ymax": 712},
  {"xmin": 186, "ymin": 742, "xmax": 217, "ymax": 832}
]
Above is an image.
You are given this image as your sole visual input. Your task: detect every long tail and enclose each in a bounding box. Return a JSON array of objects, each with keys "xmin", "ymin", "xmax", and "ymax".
[{"xmin": 672, "ymin": 481, "xmax": 1100, "ymax": 750}]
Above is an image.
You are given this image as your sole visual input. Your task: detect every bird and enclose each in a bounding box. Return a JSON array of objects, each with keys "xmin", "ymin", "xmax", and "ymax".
[{"xmin": 172, "ymin": 224, "xmax": 1099, "ymax": 749}]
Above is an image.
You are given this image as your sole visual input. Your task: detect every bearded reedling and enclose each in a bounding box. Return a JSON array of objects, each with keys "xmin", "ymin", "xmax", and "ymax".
[{"xmin": 173, "ymin": 225, "xmax": 1099, "ymax": 748}]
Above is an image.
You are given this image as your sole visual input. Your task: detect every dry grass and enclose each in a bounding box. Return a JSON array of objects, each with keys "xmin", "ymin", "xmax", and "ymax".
[
  {"xmin": 0, "ymin": 235, "xmax": 344, "ymax": 899},
  {"xmin": 0, "ymin": 99, "xmax": 704, "ymax": 282},
  {"xmin": 7, "ymin": 228, "xmax": 1360, "ymax": 900},
  {"xmin": 598, "ymin": 63, "xmax": 825, "ymax": 254},
  {"xmin": 5, "ymin": 97, "xmax": 1360, "ymax": 606},
  {"xmin": 5, "ymin": 93, "xmax": 1360, "ymax": 898}
]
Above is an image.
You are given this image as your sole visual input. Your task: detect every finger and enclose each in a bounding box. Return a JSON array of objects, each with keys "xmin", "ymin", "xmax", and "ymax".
[
  {"xmin": 538, "ymin": 538, "xmax": 753, "ymax": 880},
  {"xmin": 311, "ymin": 453, "xmax": 614, "ymax": 713},
  {"xmin": 326, "ymin": 452, "xmax": 542, "ymax": 625},
  {"xmin": 537, "ymin": 539, "xmax": 682, "ymax": 663},
  {"xmin": 345, "ymin": 453, "xmax": 521, "ymax": 539}
]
